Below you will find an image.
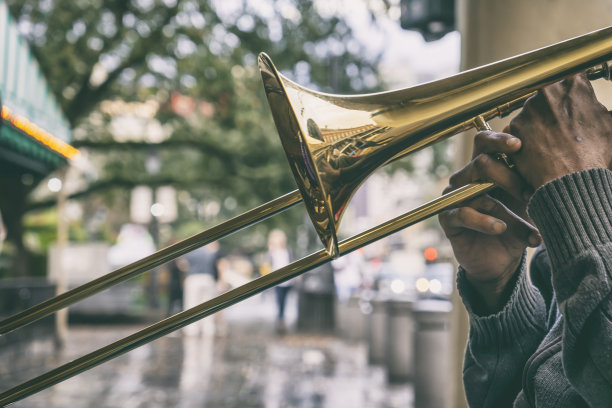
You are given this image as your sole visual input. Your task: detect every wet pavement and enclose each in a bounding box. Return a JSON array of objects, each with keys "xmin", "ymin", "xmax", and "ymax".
[{"xmin": 1, "ymin": 291, "xmax": 413, "ymax": 407}]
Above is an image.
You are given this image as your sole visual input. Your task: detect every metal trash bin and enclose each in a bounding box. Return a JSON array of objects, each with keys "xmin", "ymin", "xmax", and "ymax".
[
  {"xmin": 386, "ymin": 297, "xmax": 414, "ymax": 382},
  {"xmin": 413, "ymin": 299, "xmax": 452, "ymax": 408},
  {"xmin": 0, "ymin": 279, "xmax": 56, "ymax": 348},
  {"xmin": 336, "ymin": 292, "xmax": 368, "ymax": 341},
  {"xmin": 367, "ymin": 293, "xmax": 389, "ymax": 365},
  {"xmin": 297, "ymin": 263, "xmax": 335, "ymax": 332}
]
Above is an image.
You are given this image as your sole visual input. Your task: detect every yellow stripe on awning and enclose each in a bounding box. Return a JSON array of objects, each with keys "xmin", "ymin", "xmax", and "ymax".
[{"xmin": 1, "ymin": 105, "xmax": 80, "ymax": 160}]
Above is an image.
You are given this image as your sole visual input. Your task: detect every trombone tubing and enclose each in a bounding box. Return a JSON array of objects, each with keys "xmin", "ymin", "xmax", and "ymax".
[
  {"xmin": 0, "ymin": 182, "xmax": 494, "ymax": 406},
  {"xmin": 0, "ymin": 190, "xmax": 303, "ymax": 336},
  {"xmin": 0, "ymin": 88, "xmax": 543, "ymax": 337}
]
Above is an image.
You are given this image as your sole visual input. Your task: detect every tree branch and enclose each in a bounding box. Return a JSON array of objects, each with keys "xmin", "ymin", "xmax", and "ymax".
[
  {"xmin": 72, "ymin": 139, "xmax": 236, "ymax": 164},
  {"xmin": 25, "ymin": 174, "xmax": 224, "ymax": 212},
  {"xmin": 66, "ymin": 3, "xmax": 181, "ymax": 125}
]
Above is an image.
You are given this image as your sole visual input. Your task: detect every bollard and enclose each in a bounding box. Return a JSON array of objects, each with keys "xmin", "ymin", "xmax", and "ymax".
[
  {"xmin": 335, "ymin": 292, "xmax": 367, "ymax": 341},
  {"xmin": 297, "ymin": 264, "xmax": 335, "ymax": 332},
  {"xmin": 367, "ymin": 293, "xmax": 389, "ymax": 365},
  {"xmin": 413, "ymin": 299, "xmax": 452, "ymax": 408},
  {"xmin": 386, "ymin": 298, "xmax": 414, "ymax": 382},
  {"xmin": 0, "ymin": 279, "xmax": 56, "ymax": 350}
]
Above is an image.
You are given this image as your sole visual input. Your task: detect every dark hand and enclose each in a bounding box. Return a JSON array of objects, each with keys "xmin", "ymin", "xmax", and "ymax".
[
  {"xmin": 439, "ymin": 130, "xmax": 541, "ymax": 313},
  {"xmin": 510, "ymin": 73, "xmax": 612, "ymax": 189}
]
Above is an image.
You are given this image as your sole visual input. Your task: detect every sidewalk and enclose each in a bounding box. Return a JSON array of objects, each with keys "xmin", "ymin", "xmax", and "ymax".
[{"xmin": 1, "ymin": 290, "xmax": 413, "ymax": 407}]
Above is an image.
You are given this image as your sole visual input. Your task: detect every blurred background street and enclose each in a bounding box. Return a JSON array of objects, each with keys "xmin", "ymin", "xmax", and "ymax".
[
  {"xmin": 1, "ymin": 291, "xmax": 413, "ymax": 408},
  {"xmin": 0, "ymin": 0, "xmax": 461, "ymax": 405}
]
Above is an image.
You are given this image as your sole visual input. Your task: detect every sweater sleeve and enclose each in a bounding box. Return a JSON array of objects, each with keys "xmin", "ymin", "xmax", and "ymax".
[
  {"xmin": 457, "ymin": 256, "xmax": 548, "ymax": 407},
  {"xmin": 527, "ymin": 168, "xmax": 612, "ymax": 406}
]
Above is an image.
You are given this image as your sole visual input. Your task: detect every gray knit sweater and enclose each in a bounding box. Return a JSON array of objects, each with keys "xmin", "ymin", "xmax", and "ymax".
[{"xmin": 457, "ymin": 168, "xmax": 612, "ymax": 407}]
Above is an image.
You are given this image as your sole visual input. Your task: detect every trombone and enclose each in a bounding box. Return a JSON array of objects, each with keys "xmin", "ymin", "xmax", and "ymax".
[{"xmin": 1, "ymin": 25, "xmax": 612, "ymax": 406}]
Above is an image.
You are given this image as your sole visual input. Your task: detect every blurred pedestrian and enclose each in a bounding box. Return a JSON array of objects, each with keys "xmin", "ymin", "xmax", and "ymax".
[
  {"xmin": 166, "ymin": 256, "xmax": 187, "ymax": 316},
  {"xmin": 183, "ymin": 241, "xmax": 223, "ymax": 336},
  {"xmin": 262, "ymin": 229, "xmax": 293, "ymax": 333}
]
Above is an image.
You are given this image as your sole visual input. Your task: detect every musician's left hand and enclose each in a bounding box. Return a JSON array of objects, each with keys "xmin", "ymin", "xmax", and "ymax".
[{"xmin": 509, "ymin": 73, "xmax": 612, "ymax": 190}]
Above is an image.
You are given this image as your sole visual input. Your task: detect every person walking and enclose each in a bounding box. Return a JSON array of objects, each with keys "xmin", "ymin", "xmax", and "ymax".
[
  {"xmin": 183, "ymin": 241, "xmax": 222, "ymax": 337},
  {"xmin": 263, "ymin": 230, "xmax": 293, "ymax": 334}
]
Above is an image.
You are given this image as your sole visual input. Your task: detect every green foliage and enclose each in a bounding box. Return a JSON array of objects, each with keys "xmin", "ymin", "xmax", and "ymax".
[
  {"xmin": 9, "ymin": 0, "xmax": 387, "ymax": 254},
  {"xmin": 9, "ymin": 0, "xmax": 382, "ymax": 124}
]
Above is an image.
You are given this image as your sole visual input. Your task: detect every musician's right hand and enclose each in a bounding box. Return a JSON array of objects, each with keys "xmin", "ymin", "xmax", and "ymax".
[{"xmin": 438, "ymin": 129, "xmax": 541, "ymax": 314}]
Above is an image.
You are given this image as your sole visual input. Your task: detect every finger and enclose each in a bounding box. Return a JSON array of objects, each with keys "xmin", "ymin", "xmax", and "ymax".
[
  {"xmin": 448, "ymin": 153, "xmax": 531, "ymax": 202},
  {"xmin": 512, "ymin": 91, "xmax": 545, "ymax": 127},
  {"xmin": 473, "ymin": 195, "xmax": 541, "ymax": 247},
  {"xmin": 472, "ymin": 154, "xmax": 532, "ymax": 201},
  {"xmin": 440, "ymin": 195, "xmax": 541, "ymax": 247},
  {"xmin": 574, "ymin": 71, "xmax": 589, "ymax": 83},
  {"xmin": 439, "ymin": 206, "xmax": 506, "ymax": 236},
  {"xmin": 473, "ymin": 131, "xmax": 521, "ymax": 159},
  {"xmin": 561, "ymin": 72, "xmax": 591, "ymax": 92}
]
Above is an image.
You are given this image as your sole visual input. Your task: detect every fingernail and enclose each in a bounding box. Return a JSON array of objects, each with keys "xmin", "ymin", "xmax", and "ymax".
[
  {"xmin": 492, "ymin": 221, "xmax": 506, "ymax": 234},
  {"xmin": 528, "ymin": 233, "xmax": 541, "ymax": 247},
  {"xmin": 507, "ymin": 137, "xmax": 520, "ymax": 146}
]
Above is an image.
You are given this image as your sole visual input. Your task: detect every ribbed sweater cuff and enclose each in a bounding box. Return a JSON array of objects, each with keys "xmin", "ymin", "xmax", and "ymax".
[
  {"xmin": 457, "ymin": 257, "xmax": 546, "ymax": 346},
  {"xmin": 527, "ymin": 168, "xmax": 612, "ymax": 266}
]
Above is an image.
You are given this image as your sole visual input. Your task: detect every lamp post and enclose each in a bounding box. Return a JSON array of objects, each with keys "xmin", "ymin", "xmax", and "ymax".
[
  {"xmin": 145, "ymin": 150, "xmax": 161, "ymax": 309},
  {"xmin": 52, "ymin": 168, "xmax": 68, "ymax": 347}
]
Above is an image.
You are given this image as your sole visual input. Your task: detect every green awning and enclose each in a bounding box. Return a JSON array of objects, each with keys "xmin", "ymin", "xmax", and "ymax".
[
  {"xmin": 0, "ymin": 122, "xmax": 66, "ymax": 175},
  {"xmin": 0, "ymin": 2, "xmax": 74, "ymax": 176}
]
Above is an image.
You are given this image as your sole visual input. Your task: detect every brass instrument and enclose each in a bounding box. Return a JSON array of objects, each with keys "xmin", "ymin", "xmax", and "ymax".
[{"xmin": 1, "ymin": 25, "xmax": 611, "ymax": 406}]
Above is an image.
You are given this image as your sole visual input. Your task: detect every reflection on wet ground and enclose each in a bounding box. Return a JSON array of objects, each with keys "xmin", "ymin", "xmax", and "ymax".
[{"xmin": 1, "ymin": 292, "xmax": 412, "ymax": 407}]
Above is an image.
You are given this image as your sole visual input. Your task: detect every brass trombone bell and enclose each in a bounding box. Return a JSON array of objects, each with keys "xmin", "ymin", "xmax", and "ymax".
[
  {"xmin": 259, "ymin": 26, "xmax": 612, "ymax": 257},
  {"xmin": 1, "ymin": 25, "xmax": 612, "ymax": 406}
]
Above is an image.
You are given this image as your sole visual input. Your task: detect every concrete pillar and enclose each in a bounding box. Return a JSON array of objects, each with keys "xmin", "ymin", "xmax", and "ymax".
[
  {"xmin": 413, "ymin": 300, "xmax": 452, "ymax": 408},
  {"xmin": 386, "ymin": 299, "xmax": 414, "ymax": 382},
  {"xmin": 367, "ymin": 294, "xmax": 389, "ymax": 365},
  {"xmin": 452, "ymin": 1, "xmax": 612, "ymax": 407},
  {"xmin": 54, "ymin": 167, "xmax": 68, "ymax": 347},
  {"xmin": 458, "ymin": 0, "xmax": 612, "ymax": 130},
  {"xmin": 335, "ymin": 295, "xmax": 367, "ymax": 341}
]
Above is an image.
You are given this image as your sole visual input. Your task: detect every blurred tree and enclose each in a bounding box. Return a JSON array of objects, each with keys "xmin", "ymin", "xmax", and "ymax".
[{"xmin": 7, "ymin": 0, "xmax": 386, "ymax": 261}]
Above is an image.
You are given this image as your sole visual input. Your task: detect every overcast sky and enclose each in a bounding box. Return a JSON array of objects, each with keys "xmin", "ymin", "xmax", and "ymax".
[
  {"xmin": 210, "ymin": 0, "xmax": 461, "ymax": 89},
  {"xmin": 341, "ymin": 1, "xmax": 460, "ymax": 88}
]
